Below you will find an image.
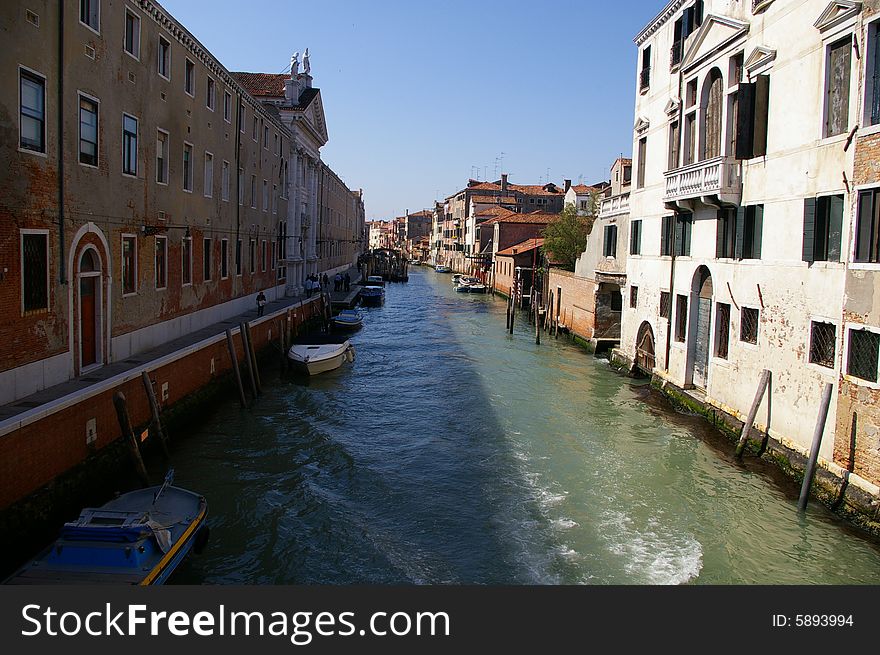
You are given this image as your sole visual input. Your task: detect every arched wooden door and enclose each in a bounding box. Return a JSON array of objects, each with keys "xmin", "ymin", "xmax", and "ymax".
[
  {"xmin": 691, "ymin": 266, "xmax": 713, "ymax": 389},
  {"xmin": 635, "ymin": 321, "xmax": 655, "ymax": 374},
  {"xmin": 78, "ymin": 249, "xmax": 101, "ymax": 369}
]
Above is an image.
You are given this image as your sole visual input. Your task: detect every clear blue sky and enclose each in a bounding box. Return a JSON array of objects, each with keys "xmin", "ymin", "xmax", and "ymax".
[{"xmin": 160, "ymin": 0, "xmax": 662, "ymax": 219}]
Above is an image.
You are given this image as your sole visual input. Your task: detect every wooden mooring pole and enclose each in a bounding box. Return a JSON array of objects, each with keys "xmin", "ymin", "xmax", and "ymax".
[
  {"xmin": 505, "ymin": 293, "xmax": 511, "ymax": 331},
  {"xmin": 735, "ymin": 369, "xmax": 771, "ymax": 458},
  {"xmin": 798, "ymin": 382, "xmax": 834, "ymax": 513},
  {"xmin": 535, "ymin": 291, "xmax": 541, "ymax": 345},
  {"xmin": 140, "ymin": 371, "xmax": 170, "ymax": 459},
  {"xmin": 112, "ymin": 391, "xmax": 150, "ymax": 486},
  {"xmin": 244, "ymin": 321, "xmax": 262, "ymax": 393},
  {"xmin": 239, "ymin": 322, "xmax": 259, "ymax": 399},
  {"xmin": 225, "ymin": 328, "xmax": 248, "ymax": 408}
]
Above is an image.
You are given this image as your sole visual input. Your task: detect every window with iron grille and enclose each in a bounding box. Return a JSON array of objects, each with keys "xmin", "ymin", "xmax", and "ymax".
[
  {"xmin": 847, "ymin": 328, "xmax": 880, "ymax": 382},
  {"xmin": 659, "ymin": 291, "xmax": 671, "ymax": 319},
  {"xmin": 155, "ymin": 236, "xmax": 167, "ymax": 289},
  {"xmin": 675, "ymin": 294, "xmax": 688, "ymax": 342},
  {"xmin": 809, "ymin": 321, "xmax": 836, "ymax": 368},
  {"xmin": 715, "ymin": 302, "xmax": 730, "ymax": 359},
  {"xmin": 122, "ymin": 235, "xmax": 136, "ymax": 294},
  {"xmin": 22, "ymin": 233, "xmax": 48, "ymax": 312},
  {"xmin": 740, "ymin": 307, "xmax": 759, "ymax": 344},
  {"xmin": 220, "ymin": 239, "xmax": 229, "ymax": 279},
  {"xmin": 181, "ymin": 237, "xmax": 192, "ymax": 285},
  {"xmin": 630, "ymin": 286, "xmax": 638, "ymax": 309},
  {"xmin": 203, "ymin": 237, "xmax": 212, "ymax": 281}
]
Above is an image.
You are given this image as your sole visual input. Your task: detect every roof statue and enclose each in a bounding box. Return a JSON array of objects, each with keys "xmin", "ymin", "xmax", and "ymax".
[
  {"xmin": 303, "ymin": 48, "xmax": 310, "ymax": 75},
  {"xmin": 290, "ymin": 51, "xmax": 300, "ymax": 77}
]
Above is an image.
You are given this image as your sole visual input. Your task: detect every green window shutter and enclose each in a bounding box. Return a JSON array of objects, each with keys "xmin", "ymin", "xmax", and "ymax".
[
  {"xmin": 802, "ymin": 197, "xmax": 816, "ymax": 262},
  {"xmin": 735, "ymin": 206, "xmax": 745, "ymax": 258},
  {"xmin": 716, "ymin": 211, "xmax": 725, "ymax": 258},
  {"xmin": 753, "ymin": 75, "xmax": 770, "ymax": 157},
  {"xmin": 674, "ymin": 214, "xmax": 684, "ymax": 256},
  {"xmin": 828, "ymin": 194, "xmax": 843, "ymax": 261},
  {"xmin": 736, "ymin": 83, "xmax": 756, "ymax": 160},
  {"xmin": 661, "ymin": 216, "xmax": 670, "ymax": 255},
  {"xmin": 752, "ymin": 204, "xmax": 763, "ymax": 259}
]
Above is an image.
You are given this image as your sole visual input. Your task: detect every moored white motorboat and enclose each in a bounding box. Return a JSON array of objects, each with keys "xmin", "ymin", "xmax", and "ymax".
[
  {"xmin": 287, "ymin": 335, "xmax": 355, "ymax": 375},
  {"xmin": 435, "ymin": 265, "xmax": 451, "ymax": 273}
]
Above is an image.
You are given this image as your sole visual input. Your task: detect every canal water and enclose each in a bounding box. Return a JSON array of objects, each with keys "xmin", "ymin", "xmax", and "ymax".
[{"xmin": 171, "ymin": 269, "xmax": 880, "ymax": 584}]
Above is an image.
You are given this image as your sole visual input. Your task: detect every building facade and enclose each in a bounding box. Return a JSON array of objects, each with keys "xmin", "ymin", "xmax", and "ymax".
[
  {"xmin": 317, "ymin": 164, "xmax": 365, "ymax": 276},
  {"xmin": 2, "ymin": 0, "xmax": 290, "ymax": 405},
  {"xmin": 617, "ymin": 0, "xmax": 877, "ymax": 491}
]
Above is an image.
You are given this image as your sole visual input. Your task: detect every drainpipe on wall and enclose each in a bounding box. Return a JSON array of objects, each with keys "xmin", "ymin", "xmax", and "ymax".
[
  {"xmin": 235, "ymin": 93, "xmax": 242, "ymax": 279},
  {"xmin": 664, "ymin": 67, "xmax": 684, "ymax": 372},
  {"xmin": 58, "ymin": 2, "xmax": 66, "ymax": 285}
]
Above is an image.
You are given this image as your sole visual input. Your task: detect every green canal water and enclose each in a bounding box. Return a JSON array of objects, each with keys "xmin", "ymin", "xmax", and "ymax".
[{"xmin": 171, "ymin": 268, "xmax": 880, "ymax": 584}]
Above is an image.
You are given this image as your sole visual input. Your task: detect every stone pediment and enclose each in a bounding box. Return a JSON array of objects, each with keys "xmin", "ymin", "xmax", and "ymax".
[
  {"xmin": 813, "ymin": 1, "xmax": 861, "ymax": 33},
  {"xmin": 744, "ymin": 46, "xmax": 777, "ymax": 74},
  {"xmin": 634, "ymin": 117, "xmax": 650, "ymax": 135},
  {"xmin": 664, "ymin": 98, "xmax": 681, "ymax": 117},
  {"xmin": 681, "ymin": 14, "xmax": 750, "ymax": 73}
]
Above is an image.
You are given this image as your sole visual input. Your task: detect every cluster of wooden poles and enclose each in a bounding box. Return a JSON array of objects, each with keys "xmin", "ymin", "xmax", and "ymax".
[
  {"xmin": 110, "ymin": 291, "xmax": 333, "ymax": 486},
  {"xmin": 504, "ymin": 282, "xmax": 562, "ymax": 345}
]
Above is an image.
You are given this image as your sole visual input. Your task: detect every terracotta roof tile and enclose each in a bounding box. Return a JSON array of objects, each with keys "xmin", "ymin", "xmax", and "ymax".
[
  {"xmin": 497, "ymin": 238, "xmax": 544, "ymax": 257},
  {"xmin": 231, "ymin": 72, "xmax": 287, "ymax": 97}
]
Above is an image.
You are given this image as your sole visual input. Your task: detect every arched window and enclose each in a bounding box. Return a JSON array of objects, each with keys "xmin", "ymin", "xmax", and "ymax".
[
  {"xmin": 701, "ymin": 69, "xmax": 724, "ymax": 160},
  {"xmin": 80, "ymin": 248, "xmax": 99, "ymax": 273}
]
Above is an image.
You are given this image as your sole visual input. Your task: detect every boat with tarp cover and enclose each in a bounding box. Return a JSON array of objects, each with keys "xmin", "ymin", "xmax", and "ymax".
[{"xmin": 4, "ymin": 470, "xmax": 208, "ymax": 585}]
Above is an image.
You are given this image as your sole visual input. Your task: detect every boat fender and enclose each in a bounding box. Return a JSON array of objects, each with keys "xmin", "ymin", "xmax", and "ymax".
[{"xmin": 193, "ymin": 525, "xmax": 210, "ymax": 554}]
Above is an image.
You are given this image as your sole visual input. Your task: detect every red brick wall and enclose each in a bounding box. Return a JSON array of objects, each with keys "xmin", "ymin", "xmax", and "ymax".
[
  {"xmin": 0, "ymin": 297, "xmax": 323, "ymax": 509},
  {"xmin": 547, "ymin": 269, "xmax": 597, "ymax": 340}
]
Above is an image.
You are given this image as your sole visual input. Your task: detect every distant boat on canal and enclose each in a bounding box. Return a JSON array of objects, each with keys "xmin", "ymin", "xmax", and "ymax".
[
  {"xmin": 435, "ymin": 265, "xmax": 451, "ymax": 273},
  {"xmin": 4, "ymin": 470, "xmax": 208, "ymax": 585},
  {"xmin": 287, "ymin": 334, "xmax": 355, "ymax": 376},
  {"xmin": 360, "ymin": 285, "xmax": 385, "ymax": 306}
]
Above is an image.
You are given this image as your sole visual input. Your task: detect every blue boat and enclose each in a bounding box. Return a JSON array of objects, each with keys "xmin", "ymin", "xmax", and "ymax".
[
  {"xmin": 4, "ymin": 470, "xmax": 208, "ymax": 585},
  {"xmin": 360, "ymin": 285, "xmax": 385, "ymax": 306},
  {"xmin": 333, "ymin": 309, "xmax": 364, "ymax": 331}
]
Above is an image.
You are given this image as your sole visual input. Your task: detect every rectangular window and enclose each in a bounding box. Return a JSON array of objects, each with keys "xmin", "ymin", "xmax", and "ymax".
[
  {"xmin": 238, "ymin": 168, "xmax": 244, "ymax": 206},
  {"xmin": 640, "ymin": 45, "xmax": 651, "ymax": 91},
  {"xmin": 661, "ymin": 215, "xmax": 675, "ymax": 256},
  {"xmin": 21, "ymin": 232, "xmax": 48, "ymax": 313},
  {"xmin": 251, "ymin": 175, "xmax": 257, "ymax": 208},
  {"xmin": 249, "ymin": 239, "xmax": 256, "ymax": 274},
  {"xmin": 603, "ymin": 224, "xmax": 618, "ymax": 257},
  {"xmin": 79, "ymin": 95, "xmax": 98, "ymax": 166},
  {"xmin": 630, "ymin": 286, "xmax": 638, "ymax": 309},
  {"xmin": 262, "ymin": 180, "xmax": 269, "ymax": 212},
  {"xmin": 20, "ymin": 69, "xmax": 45, "ymax": 153},
  {"xmin": 235, "ymin": 239, "xmax": 242, "ymax": 276},
  {"xmin": 158, "ymin": 36, "xmax": 170, "ymax": 79},
  {"xmin": 675, "ymin": 212, "xmax": 692, "ymax": 257},
  {"xmin": 825, "ymin": 36, "xmax": 851, "ymax": 138},
  {"xmin": 855, "ymin": 189, "xmax": 880, "ymax": 263},
  {"xmin": 155, "ymin": 236, "xmax": 167, "ymax": 289},
  {"xmin": 715, "ymin": 302, "xmax": 730, "ymax": 359},
  {"xmin": 809, "ymin": 321, "xmax": 836, "ymax": 368},
  {"xmin": 847, "ymin": 328, "xmax": 880, "ymax": 382},
  {"xmin": 240, "ymin": 103, "xmax": 246, "ymax": 133},
  {"xmin": 738, "ymin": 205, "xmax": 763, "ymax": 259},
  {"xmin": 122, "ymin": 113, "xmax": 138, "ymax": 176},
  {"xmin": 668, "ymin": 120, "xmax": 680, "ymax": 170},
  {"xmin": 261, "ymin": 240, "xmax": 267, "ymax": 272},
  {"xmin": 183, "ymin": 143, "xmax": 193, "ymax": 191},
  {"xmin": 716, "ymin": 207, "xmax": 736, "ymax": 258},
  {"xmin": 203, "ymin": 237, "xmax": 212, "ymax": 281},
  {"xmin": 637, "ymin": 137, "xmax": 647, "ymax": 188},
  {"xmin": 220, "ymin": 239, "xmax": 228, "ymax": 279},
  {"xmin": 122, "ymin": 235, "xmax": 137, "ymax": 294},
  {"xmin": 736, "ymin": 75, "xmax": 769, "ymax": 159},
  {"xmin": 263, "ymin": 125, "xmax": 269, "ymax": 149},
  {"xmin": 869, "ymin": 21, "xmax": 880, "ymax": 126},
  {"xmin": 675, "ymin": 294, "xmax": 688, "ymax": 342},
  {"xmin": 185, "ymin": 58, "xmax": 195, "ymax": 96},
  {"xmin": 252, "ymin": 116, "xmax": 258, "ymax": 141},
  {"xmin": 124, "ymin": 9, "xmax": 140, "ymax": 59},
  {"xmin": 630, "ymin": 219, "xmax": 642, "ymax": 255},
  {"xmin": 740, "ymin": 307, "xmax": 759, "ymax": 345},
  {"xmin": 683, "ymin": 113, "xmax": 696, "ymax": 165},
  {"xmin": 803, "ymin": 195, "xmax": 843, "ymax": 262},
  {"xmin": 206, "ymin": 78, "xmax": 215, "ymax": 111},
  {"xmin": 221, "ymin": 161, "xmax": 230, "ymax": 201},
  {"xmin": 272, "ymin": 185, "xmax": 278, "ymax": 214},
  {"xmin": 80, "ymin": 0, "xmax": 99, "ymax": 31},
  {"xmin": 660, "ymin": 291, "xmax": 671, "ymax": 320},
  {"xmin": 224, "ymin": 91, "xmax": 232, "ymax": 123},
  {"xmin": 203, "ymin": 152, "xmax": 213, "ymax": 198},
  {"xmin": 156, "ymin": 129, "xmax": 168, "ymax": 184},
  {"xmin": 182, "ymin": 236, "xmax": 192, "ymax": 285}
]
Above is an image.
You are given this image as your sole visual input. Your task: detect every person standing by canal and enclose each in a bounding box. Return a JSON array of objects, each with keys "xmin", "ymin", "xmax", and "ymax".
[
  {"xmin": 344, "ymin": 272, "xmax": 351, "ymax": 292},
  {"xmin": 322, "ymin": 273, "xmax": 329, "ymax": 289},
  {"xmin": 256, "ymin": 291, "xmax": 266, "ymax": 317}
]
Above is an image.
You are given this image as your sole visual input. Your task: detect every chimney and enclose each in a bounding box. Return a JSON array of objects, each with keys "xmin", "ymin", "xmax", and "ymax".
[
  {"xmin": 501, "ymin": 173, "xmax": 508, "ymax": 192},
  {"xmin": 564, "ymin": 179, "xmax": 572, "ymax": 193}
]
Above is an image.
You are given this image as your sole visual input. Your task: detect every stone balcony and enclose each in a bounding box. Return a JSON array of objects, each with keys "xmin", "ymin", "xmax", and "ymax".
[
  {"xmin": 599, "ymin": 193, "xmax": 630, "ymax": 219},
  {"xmin": 663, "ymin": 156, "xmax": 742, "ymax": 208}
]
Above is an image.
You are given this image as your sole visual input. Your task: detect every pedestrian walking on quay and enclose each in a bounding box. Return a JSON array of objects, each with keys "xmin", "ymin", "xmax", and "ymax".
[
  {"xmin": 334, "ymin": 273, "xmax": 342, "ymax": 292},
  {"xmin": 256, "ymin": 291, "xmax": 267, "ymax": 317},
  {"xmin": 344, "ymin": 272, "xmax": 351, "ymax": 292},
  {"xmin": 322, "ymin": 273, "xmax": 329, "ymax": 289}
]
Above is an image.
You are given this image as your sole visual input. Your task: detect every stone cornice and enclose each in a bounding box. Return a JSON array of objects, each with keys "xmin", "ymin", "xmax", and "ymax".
[{"xmin": 634, "ymin": 0, "xmax": 688, "ymax": 46}]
